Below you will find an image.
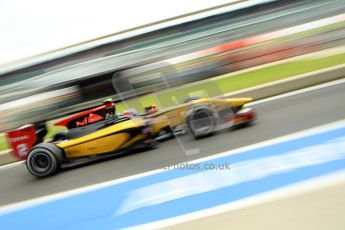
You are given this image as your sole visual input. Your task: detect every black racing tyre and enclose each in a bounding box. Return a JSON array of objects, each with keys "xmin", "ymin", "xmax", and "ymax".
[
  {"xmin": 26, "ymin": 143, "xmax": 64, "ymax": 178},
  {"xmin": 187, "ymin": 106, "xmax": 217, "ymax": 138},
  {"xmin": 145, "ymin": 139, "xmax": 158, "ymax": 150},
  {"xmin": 155, "ymin": 126, "xmax": 173, "ymax": 142}
]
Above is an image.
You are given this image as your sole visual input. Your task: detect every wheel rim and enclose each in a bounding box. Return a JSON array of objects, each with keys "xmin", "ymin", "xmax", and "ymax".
[
  {"xmin": 30, "ymin": 152, "xmax": 52, "ymax": 173},
  {"xmin": 190, "ymin": 110, "xmax": 214, "ymax": 134}
]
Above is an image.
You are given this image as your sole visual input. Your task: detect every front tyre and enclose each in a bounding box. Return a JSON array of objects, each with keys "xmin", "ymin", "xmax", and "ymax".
[
  {"xmin": 155, "ymin": 127, "xmax": 173, "ymax": 142},
  {"xmin": 26, "ymin": 143, "xmax": 64, "ymax": 178},
  {"xmin": 187, "ymin": 107, "xmax": 217, "ymax": 138}
]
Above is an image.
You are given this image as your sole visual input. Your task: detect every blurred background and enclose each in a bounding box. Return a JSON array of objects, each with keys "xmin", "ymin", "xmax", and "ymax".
[
  {"xmin": 0, "ymin": 0, "xmax": 345, "ymax": 229},
  {"xmin": 1, "ymin": 0, "xmax": 344, "ymax": 133}
]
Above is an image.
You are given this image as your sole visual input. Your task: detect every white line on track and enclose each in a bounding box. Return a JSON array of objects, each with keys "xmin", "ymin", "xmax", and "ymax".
[
  {"xmin": 0, "ymin": 150, "xmax": 10, "ymax": 156},
  {"xmin": 0, "ymin": 161, "xmax": 23, "ymax": 171},
  {"xmin": 248, "ymin": 77, "xmax": 345, "ymax": 106}
]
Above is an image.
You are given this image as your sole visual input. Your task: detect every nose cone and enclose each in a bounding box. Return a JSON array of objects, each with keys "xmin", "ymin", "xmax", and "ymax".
[{"xmin": 226, "ymin": 98, "xmax": 252, "ymax": 106}]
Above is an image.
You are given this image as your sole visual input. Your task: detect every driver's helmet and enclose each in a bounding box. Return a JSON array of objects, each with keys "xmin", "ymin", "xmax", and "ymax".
[
  {"xmin": 102, "ymin": 98, "xmax": 115, "ymax": 118},
  {"xmin": 103, "ymin": 98, "xmax": 113, "ymax": 107},
  {"xmin": 147, "ymin": 104, "xmax": 158, "ymax": 114}
]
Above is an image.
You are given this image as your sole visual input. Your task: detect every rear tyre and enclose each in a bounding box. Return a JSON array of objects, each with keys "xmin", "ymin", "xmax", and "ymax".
[
  {"xmin": 187, "ymin": 107, "xmax": 217, "ymax": 138},
  {"xmin": 26, "ymin": 143, "xmax": 64, "ymax": 178}
]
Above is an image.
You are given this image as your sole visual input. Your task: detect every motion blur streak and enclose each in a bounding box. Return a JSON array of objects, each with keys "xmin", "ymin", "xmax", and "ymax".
[
  {"xmin": 1, "ymin": 0, "xmax": 345, "ymax": 131},
  {"xmin": 115, "ymin": 136, "xmax": 345, "ymax": 215},
  {"xmin": 0, "ymin": 1, "xmax": 344, "ymax": 228}
]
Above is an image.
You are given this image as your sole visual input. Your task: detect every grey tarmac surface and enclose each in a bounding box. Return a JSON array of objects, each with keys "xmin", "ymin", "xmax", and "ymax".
[{"xmin": 0, "ymin": 80, "xmax": 344, "ymax": 206}]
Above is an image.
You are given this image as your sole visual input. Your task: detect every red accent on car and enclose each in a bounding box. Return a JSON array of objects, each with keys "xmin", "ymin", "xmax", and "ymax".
[
  {"xmin": 88, "ymin": 113, "xmax": 103, "ymax": 124},
  {"xmin": 54, "ymin": 104, "xmax": 111, "ymax": 128},
  {"xmin": 75, "ymin": 117, "xmax": 89, "ymax": 127},
  {"xmin": 234, "ymin": 109, "xmax": 256, "ymax": 124},
  {"xmin": 6, "ymin": 125, "xmax": 37, "ymax": 160}
]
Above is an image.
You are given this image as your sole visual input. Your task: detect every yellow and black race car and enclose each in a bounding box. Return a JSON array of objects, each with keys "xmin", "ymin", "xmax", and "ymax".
[
  {"xmin": 144, "ymin": 96, "xmax": 256, "ymax": 139},
  {"xmin": 25, "ymin": 115, "xmax": 168, "ymax": 177},
  {"xmin": 25, "ymin": 97, "xmax": 255, "ymax": 177}
]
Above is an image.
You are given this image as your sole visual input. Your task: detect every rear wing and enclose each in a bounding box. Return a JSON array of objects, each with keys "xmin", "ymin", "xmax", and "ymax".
[
  {"xmin": 5, "ymin": 103, "xmax": 115, "ymax": 160},
  {"xmin": 6, "ymin": 124, "xmax": 38, "ymax": 160}
]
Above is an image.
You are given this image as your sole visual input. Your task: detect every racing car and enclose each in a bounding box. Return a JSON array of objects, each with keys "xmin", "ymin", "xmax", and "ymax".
[
  {"xmin": 8, "ymin": 96, "xmax": 255, "ymax": 177},
  {"xmin": 25, "ymin": 114, "xmax": 168, "ymax": 177},
  {"xmin": 143, "ymin": 96, "xmax": 256, "ymax": 139}
]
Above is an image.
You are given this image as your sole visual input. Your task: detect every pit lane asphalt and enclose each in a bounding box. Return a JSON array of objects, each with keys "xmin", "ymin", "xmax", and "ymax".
[{"xmin": 0, "ymin": 80, "xmax": 345, "ymax": 206}]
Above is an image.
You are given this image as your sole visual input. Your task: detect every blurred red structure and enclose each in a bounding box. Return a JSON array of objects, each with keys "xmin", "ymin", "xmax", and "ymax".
[{"xmin": 6, "ymin": 125, "xmax": 36, "ymax": 160}]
